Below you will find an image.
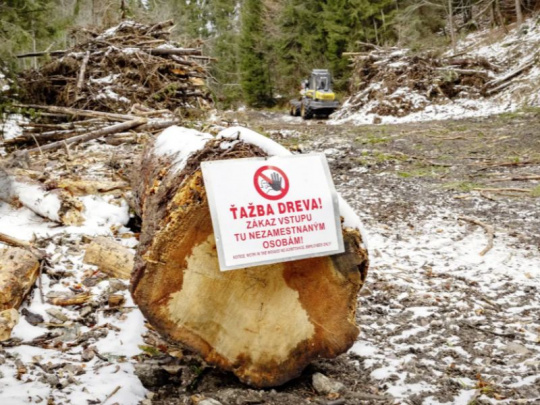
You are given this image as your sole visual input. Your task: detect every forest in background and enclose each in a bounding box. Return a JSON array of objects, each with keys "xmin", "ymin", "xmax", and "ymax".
[{"xmin": 1, "ymin": 0, "xmax": 539, "ymax": 108}]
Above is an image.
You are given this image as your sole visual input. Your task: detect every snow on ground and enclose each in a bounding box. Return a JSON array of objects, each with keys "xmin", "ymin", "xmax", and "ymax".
[
  {"xmin": 351, "ymin": 214, "xmax": 540, "ymax": 403},
  {"xmin": 1, "ymin": 117, "xmax": 539, "ymax": 403},
  {"xmin": 335, "ymin": 166, "xmax": 540, "ymax": 403},
  {"xmin": 0, "ymin": 138, "xmax": 148, "ymax": 404},
  {"xmin": 1, "ymin": 114, "xmax": 28, "ymax": 141},
  {"xmin": 331, "ymin": 98, "xmax": 513, "ymax": 126},
  {"xmin": 0, "ymin": 199, "xmax": 148, "ymax": 404},
  {"xmin": 0, "ymin": 227, "xmax": 148, "ymax": 404},
  {"xmin": 331, "ymin": 15, "xmax": 540, "ymax": 125}
]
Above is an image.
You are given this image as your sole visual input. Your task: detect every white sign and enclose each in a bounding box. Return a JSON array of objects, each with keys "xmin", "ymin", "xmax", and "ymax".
[{"xmin": 201, "ymin": 153, "xmax": 344, "ymax": 271}]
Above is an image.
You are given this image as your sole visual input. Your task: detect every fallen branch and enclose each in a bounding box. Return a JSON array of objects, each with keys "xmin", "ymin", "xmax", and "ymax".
[
  {"xmin": 13, "ymin": 104, "xmax": 137, "ymax": 122},
  {"xmin": 50, "ymin": 292, "xmax": 92, "ymax": 306},
  {"xmin": 472, "ymin": 187, "xmax": 531, "ymax": 193},
  {"xmin": 146, "ymin": 47, "xmax": 202, "ymax": 56},
  {"xmin": 0, "ymin": 232, "xmax": 46, "ymax": 260},
  {"xmin": 83, "ymin": 237, "xmax": 134, "ymax": 280},
  {"xmin": 488, "ymin": 175, "xmax": 540, "ymax": 182},
  {"xmin": 17, "ymin": 118, "xmax": 146, "ymax": 155},
  {"xmin": 16, "ymin": 50, "xmax": 67, "ymax": 59},
  {"xmin": 458, "ymin": 216, "xmax": 494, "ymax": 256},
  {"xmin": 75, "ymin": 51, "xmax": 91, "ymax": 97},
  {"xmin": 484, "ymin": 58, "xmax": 535, "ymax": 94}
]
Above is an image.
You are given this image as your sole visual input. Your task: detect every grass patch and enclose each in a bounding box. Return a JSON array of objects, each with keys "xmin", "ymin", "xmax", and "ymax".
[
  {"xmin": 355, "ymin": 132, "xmax": 390, "ymax": 145},
  {"xmin": 531, "ymin": 185, "xmax": 540, "ymax": 197},
  {"xmin": 442, "ymin": 181, "xmax": 484, "ymax": 192},
  {"xmin": 398, "ymin": 166, "xmax": 447, "ymax": 178},
  {"xmin": 496, "ymin": 106, "xmax": 540, "ymax": 120}
]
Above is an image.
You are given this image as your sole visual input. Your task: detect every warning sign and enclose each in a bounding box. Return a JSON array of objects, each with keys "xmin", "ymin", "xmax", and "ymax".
[
  {"xmin": 253, "ymin": 165, "xmax": 289, "ymax": 200},
  {"xmin": 201, "ymin": 153, "xmax": 344, "ymax": 271}
]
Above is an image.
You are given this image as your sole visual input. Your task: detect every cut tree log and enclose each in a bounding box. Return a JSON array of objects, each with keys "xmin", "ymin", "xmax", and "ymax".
[
  {"xmin": 17, "ymin": 118, "xmax": 147, "ymax": 156},
  {"xmin": 0, "ymin": 247, "xmax": 40, "ymax": 311},
  {"xmin": 84, "ymin": 236, "xmax": 134, "ymax": 280},
  {"xmin": 130, "ymin": 126, "xmax": 369, "ymax": 387},
  {"xmin": 0, "ymin": 171, "xmax": 85, "ymax": 225},
  {"xmin": 13, "ymin": 104, "xmax": 138, "ymax": 121}
]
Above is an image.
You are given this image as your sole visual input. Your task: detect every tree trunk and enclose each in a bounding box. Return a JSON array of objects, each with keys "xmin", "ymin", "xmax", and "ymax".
[
  {"xmin": 448, "ymin": 0, "xmax": 457, "ymax": 54},
  {"xmin": 515, "ymin": 0, "xmax": 523, "ymax": 25},
  {"xmin": 130, "ymin": 127, "xmax": 369, "ymax": 388}
]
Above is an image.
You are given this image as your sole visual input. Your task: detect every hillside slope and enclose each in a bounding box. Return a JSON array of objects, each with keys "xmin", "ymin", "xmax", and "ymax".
[{"xmin": 332, "ymin": 16, "xmax": 540, "ymax": 125}]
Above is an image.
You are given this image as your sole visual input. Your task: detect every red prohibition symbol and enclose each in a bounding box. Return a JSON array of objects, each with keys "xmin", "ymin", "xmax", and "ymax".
[{"xmin": 253, "ymin": 165, "xmax": 290, "ymax": 200}]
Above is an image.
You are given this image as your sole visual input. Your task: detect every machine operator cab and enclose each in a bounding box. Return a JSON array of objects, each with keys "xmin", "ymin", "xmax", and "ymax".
[
  {"xmin": 291, "ymin": 68, "xmax": 339, "ymax": 119},
  {"xmin": 304, "ymin": 69, "xmax": 335, "ymax": 101}
]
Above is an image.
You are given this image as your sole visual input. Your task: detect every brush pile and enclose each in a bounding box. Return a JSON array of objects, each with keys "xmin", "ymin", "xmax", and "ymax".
[
  {"xmin": 17, "ymin": 20, "xmax": 212, "ymax": 115},
  {"xmin": 335, "ymin": 45, "xmax": 500, "ymax": 119},
  {"xmin": 4, "ymin": 20, "xmax": 215, "ymax": 154}
]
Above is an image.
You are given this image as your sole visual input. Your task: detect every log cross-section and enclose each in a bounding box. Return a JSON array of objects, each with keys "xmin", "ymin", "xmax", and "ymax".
[{"xmin": 131, "ymin": 126, "xmax": 369, "ymax": 387}]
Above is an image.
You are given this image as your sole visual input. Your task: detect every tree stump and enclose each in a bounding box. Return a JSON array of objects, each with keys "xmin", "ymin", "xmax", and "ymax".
[
  {"xmin": 0, "ymin": 246, "xmax": 40, "ymax": 312},
  {"xmin": 131, "ymin": 126, "xmax": 369, "ymax": 387}
]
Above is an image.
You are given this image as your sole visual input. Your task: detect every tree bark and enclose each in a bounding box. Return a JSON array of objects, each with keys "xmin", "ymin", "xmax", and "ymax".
[
  {"xmin": 448, "ymin": 0, "xmax": 457, "ymax": 54},
  {"xmin": 18, "ymin": 118, "xmax": 146, "ymax": 156},
  {"xmin": 0, "ymin": 247, "xmax": 40, "ymax": 312},
  {"xmin": 0, "ymin": 171, "xmax": 85, "ymax": 225},
  {"xmin": 130, "ymin": 128, "xmax": 369, "ymax": 387},
  {"xmin": 515, "ymin": 0, "xmax": 523, "ymax": 25},
  {"xmin": 84, "ymin": 236, "xmax": 134, "ymax": 280}
]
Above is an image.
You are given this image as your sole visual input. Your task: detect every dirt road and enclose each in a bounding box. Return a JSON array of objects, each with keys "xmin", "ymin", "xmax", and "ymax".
[{"xmin": 151, "ymin": 109, "xmax": 540, "ymax": 404}]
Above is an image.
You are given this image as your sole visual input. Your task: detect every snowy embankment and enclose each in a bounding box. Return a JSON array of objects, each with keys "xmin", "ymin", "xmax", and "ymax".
[{"xmin": 331, "ymin": 16, "xmax": 540, "ymax": 125}]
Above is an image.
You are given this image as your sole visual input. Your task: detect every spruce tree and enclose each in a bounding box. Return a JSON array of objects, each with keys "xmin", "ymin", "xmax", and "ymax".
[
  {"xmin": 239, "ymin": 0, "xmax": 273, "ymax": 107},
  {"xmin": 206, "ymin": 0, "xmax": 242, "ymax": 108},
  {"xmin": 0, "ymin": 0, "xmax": 66, "ymax": 60}
]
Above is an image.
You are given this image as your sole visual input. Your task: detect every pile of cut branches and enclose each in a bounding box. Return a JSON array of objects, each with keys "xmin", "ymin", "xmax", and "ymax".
[
  {"xmin": 337, "ymin": 45, "xmax": 500, "ymax": 119},
  {"xmin": 17, "ymin": 20, "xmax": 212, "ymax": 115}
]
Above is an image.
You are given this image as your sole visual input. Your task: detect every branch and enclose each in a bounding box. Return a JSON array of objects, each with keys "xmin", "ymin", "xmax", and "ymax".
[
  {"xmin": 458, "ymin": 216, "xmax": 494, "ymax": 256},
  {"xmin": 0, "ymin": 232, "xmax": 46, "ymax": 260},
  {"xmin": 13, "ymin": 104, "xmax": 137, "ymax": 121},
  {"xmin": 16, "ymin": 118, "xmax": 146, "ymax": 155}
]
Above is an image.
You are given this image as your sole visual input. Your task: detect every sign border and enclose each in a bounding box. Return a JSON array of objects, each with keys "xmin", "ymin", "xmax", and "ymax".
[{"xmin": 201, "ymin": 153, "xmax": 345, "ymax": 271}]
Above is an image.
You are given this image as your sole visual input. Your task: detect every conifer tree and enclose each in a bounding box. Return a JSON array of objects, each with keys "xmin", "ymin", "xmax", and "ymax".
[
  {"xmin": 0, "ymin": 0, "xmax": 67, "ymax": 60},
  {"xmin": 206, "ymin": 0, "xmax": 242, "ymax": 107},
  {"xmin": 239, "ymin": 0, "xmax": 273, "ymax": 107}
]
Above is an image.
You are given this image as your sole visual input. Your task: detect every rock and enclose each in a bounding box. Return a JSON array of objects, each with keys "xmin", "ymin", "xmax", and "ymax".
[
  {"xmin": 46, "ymin": 308, "xmax": 70, "ymax": 322},
  {"xmin": 0, "ymin": 309, "xmax": 20, "ymax": 341},
  {"xmin": 63, "ymin": 363, "xmax": 85, "ymax": 376},
  {"xmin": 41, "ymin": 373, "xmax": 60, "ymax": 388},
  {"xmin": 312, "ymin": 372, "xmax": 346, "ymax": 395},
  {"xmin": 21, "ymin": 308, "xmax": 44, "ymax": 326},
  {"xmin": 109, "ymin": 279, "xmax": 128, "ymax": 292},
  {"xmin": 506, "ymin": 342, "xmax": 530, "ymax": 356},
  {"xmin": 53, "ymin": 325, "xmax": 80, "ymax": 342},
  {"xmin": 81, "ymin": 348, "xmax": 95, "ymax": 362},
  {"xmin": 134, "ymin": 362, "xmax": 170, "ymax": 387}
]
